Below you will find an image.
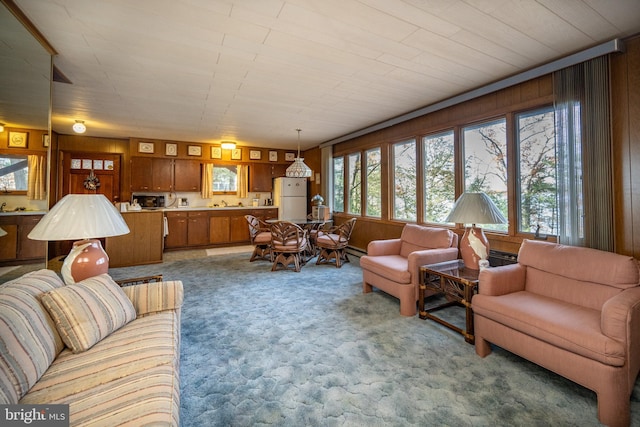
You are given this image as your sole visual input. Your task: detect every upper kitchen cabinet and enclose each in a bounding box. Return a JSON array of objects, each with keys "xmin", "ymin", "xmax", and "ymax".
[
  {"xmin": 131, "ymin": 157, "xmax": 201, "ymax": 192},
  {"xmin": 174, "ymin": 159, "xmax": 201, "ymax": 192},
  {"xmin": 131, "ymin": 157, "xmax": 172, "ymax": 191},
  {"xmin": 249, "ymin": 163, "xmax": 289, "ymax": 192}
]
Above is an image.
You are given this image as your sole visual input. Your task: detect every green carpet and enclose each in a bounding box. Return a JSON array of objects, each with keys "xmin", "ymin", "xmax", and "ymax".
[{"xmin": 108, "ymin": 253, "xmax": 639, "ymax": 426}]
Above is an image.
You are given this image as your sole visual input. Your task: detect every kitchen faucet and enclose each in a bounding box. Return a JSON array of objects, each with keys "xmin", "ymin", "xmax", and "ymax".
[
  {"xmin": 221, "ymin": 200, "xmax": 227, "ymax": 207},
  {"xmin": 0, "ymin": 202, "xmax": 6, "ymax": 212}
]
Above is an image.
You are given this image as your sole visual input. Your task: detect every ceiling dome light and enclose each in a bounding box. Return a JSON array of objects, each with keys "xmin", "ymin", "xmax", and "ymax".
[
  {"xmin": 72, "ymin": 120, "xmax": 86, "ymax": 134},
  {"xmin": 221, "ymin": 141, "xmax": 236, "ymax": 150},
  {"xmin": 286, "ymin": 129, "xmax": 312, "ymax": 178}
]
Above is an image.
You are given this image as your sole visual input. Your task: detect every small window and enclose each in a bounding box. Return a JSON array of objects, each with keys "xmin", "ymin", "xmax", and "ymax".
[
  {"xmin": 212, "ymin": 165, "xmax": 237, "ymax": 193},
  {"xmin": 0, "ymin": 154, "xmax": 28, "ymax": 192}
]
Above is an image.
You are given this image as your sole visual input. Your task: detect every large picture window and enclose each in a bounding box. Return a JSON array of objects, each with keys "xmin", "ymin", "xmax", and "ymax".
[
  {"xmin": 423, "ymin": 131, "xmax": 454, "ymax": 224},
  {"xmin": 392, "ymin": 139, "xmax": 417, "ymax": 221},
  {"xmin": 463, "ymin": 119, "xmax": 507, "ymax": 231},
  {"xmin": 347, "ymin": 152, "xmax": 361, "ymax": 214},
  {"xmin": 365, "ymin": 148, "xmax": 381, "ymax": 217},
  {"xmin": 333, "ymin": 157, "xmax": 344, "ymax": 213},
  {"xmin": 516, "ymin": 107, "xmax": 557, "ymax": 236}
]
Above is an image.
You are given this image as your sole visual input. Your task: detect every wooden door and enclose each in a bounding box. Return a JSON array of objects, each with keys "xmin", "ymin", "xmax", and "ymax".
[
  {"xmin": 165, "ymin": 212, "xmax": 188, "ymax": 248},
  {"xmin": 130, "ymin": 157, "xmax": 153, "ymax": 191},
  {"xmin": 151, "ymin": 158, "xmax": 173, "ymax": 191},
  {"xmin": 187, "ymin": 212, "xmax": 209, "ymax": 246},
  {"xmin": 61, "ymin": 152, "xmax": 121, "ymax": 202}
]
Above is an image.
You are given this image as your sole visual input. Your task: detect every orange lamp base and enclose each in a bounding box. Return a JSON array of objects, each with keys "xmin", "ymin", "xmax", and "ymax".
[
  {"xmin": 459, "ymin": 226, "xmax": 489, "ymax": 270},
  {"xmin": 61, "ymin": 239, "xmax": 109, "ymax": 285}
]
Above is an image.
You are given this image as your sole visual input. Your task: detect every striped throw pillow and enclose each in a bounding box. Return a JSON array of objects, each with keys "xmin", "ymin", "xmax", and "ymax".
[
  {"xmin": 0, "ymin": 269, "xmax": 65, "ymax": 404},
  {"xmin": 39, "ymin": 274, "xmax": 136, "ymax": 353}
]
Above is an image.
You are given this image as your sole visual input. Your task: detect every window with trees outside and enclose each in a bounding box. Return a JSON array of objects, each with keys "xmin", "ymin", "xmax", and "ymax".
[
  {"xmin": 463, "ymin": 118, "xmax": 508, "ymax": 231},
  {"xmin": 333, "ymin": 156, "xmax": 344, "ymax": 213},
  {"xmin": 347, "ymin": 152, "xmax": 361, "ymax": 214},
  {"xmin": 365, "ymin": 148, "xmax": 381, "ymax": 217},
  {"xmin": 0, "ymin": 154, "xmax": 28, "ymax": 192},
  {"xmin": 423, "ymin": 131, "xmax": 454, "ymax": 223},
  {"xmin": 517, "ymin": 107, "xmax": 557, "ymax": 236},
  {"xmin": 392, "ymin": 139, "xmax": 417, "ymax": 221}
]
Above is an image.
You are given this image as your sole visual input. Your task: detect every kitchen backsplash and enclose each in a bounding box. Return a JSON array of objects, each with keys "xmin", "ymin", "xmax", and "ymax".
[{"xmin": 164, "ymin": 192, "xmax": 273, "ymax": 208}]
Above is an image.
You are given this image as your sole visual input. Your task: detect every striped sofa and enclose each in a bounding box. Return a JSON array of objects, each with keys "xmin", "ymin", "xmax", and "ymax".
[{"xmin": 0, "ymin": 269, "xmax": 183, "ymax": 426}]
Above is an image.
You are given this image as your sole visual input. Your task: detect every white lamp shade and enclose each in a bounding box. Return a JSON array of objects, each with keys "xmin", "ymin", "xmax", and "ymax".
[
  {"xmin": 286, "ymin": 158, "xmax": 312, "ymax": 178},
  {"xmin": 28, "ymin": 194, "xmax": 130, "ymax": 241},
  {"xmin": 0, "ymin": 227, "xmax": 7, "ymax": 237},
  {"xmin": 445, "ymin": 192, "xmax": 506, "ymax": 225}
]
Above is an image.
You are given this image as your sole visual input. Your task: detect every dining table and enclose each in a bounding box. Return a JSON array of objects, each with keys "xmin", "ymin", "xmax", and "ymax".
[{"xmin": 266, "ymin": 218, "xmax": 332, "ymax": 260}]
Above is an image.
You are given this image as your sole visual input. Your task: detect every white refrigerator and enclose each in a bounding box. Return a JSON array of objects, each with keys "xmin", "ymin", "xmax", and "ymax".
[{"xmin": 273, "ymin": 177, "xmax": 307, "ymax": 220}]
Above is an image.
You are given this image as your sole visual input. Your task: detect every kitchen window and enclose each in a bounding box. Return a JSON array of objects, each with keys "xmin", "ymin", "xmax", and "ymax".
[{"xmin": 0, "ymin": 154, "xmax": 28, "ymax": 193}]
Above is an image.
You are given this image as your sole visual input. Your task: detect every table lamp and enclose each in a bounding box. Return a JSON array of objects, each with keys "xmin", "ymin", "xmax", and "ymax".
[
  {"xmin": 28, "ymin": 194, "xmax": 130, "ymax": 284},
  {"xmin": 445, "ymin": 192, "xmax": 506, "ymax": 270}
]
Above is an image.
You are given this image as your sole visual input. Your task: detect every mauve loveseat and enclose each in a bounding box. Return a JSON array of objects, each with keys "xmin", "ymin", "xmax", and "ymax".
[
  {"xmin": 473, "ymin": 239, "xmax": 640, "ymax": 427},
  {"xmin": 0, "ymin": 269, "xmax": 183, "ymax": 426}
]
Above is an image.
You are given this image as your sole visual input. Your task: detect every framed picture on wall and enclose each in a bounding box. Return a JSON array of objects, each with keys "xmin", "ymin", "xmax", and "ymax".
[
  {"xmin": 8, "ymin": 131, "xmax": 28, "ymax": 148},
  {"xmin": 250, "ymin": 150, "xmax": 262, "ymax": 160},
  {"xmin": 231, "ymin": 148, "xmax": 242, "ymax": 160},
  {"xmin": 211, "ymin": 146, "xmax": 222, "ymax": 159},
  {"xmin": 165, "ymin": 143, "xmax": 178, "ymax": 156},
  {"xmin": 188, "ymin": 145, "xmax": 202, "ymax": 156},
  {"xmin": 269, "ymin": 151, "xmax": 278, "ymax": 162},
  {"xmin": 285, "ymin": 152, "xmax": 295, "ymax": 161},
  {"xmin": 138, "ymin": 141, "xmax": 154, "ymax": 153},
  {"xmin": 43, "ymin": 134, "xmax": 50, "ymax": 147}
]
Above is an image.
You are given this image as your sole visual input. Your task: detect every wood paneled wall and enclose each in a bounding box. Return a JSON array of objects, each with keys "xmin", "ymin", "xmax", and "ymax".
[{"xmin": 611, "ymin": 35, "xmax": 640, "ymax": 258}]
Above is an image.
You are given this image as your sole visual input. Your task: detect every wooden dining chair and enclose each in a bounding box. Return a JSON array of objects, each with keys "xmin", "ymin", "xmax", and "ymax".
[
  {"xmin": 245, "ymin": 215, "xmax": 272, "ymax": 262},
  {"xmin": 270, "ymin": 221, "xmax": 308, "ymax": 272},
  {"xmin": 316, "ymin": 218, "xmax": 356, "ymax": 268}
]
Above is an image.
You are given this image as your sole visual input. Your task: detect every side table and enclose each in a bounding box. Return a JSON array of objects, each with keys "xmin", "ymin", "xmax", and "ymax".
[{"xmin": 419, "ymin": 260, "xmax": 479, "ymax": 344}]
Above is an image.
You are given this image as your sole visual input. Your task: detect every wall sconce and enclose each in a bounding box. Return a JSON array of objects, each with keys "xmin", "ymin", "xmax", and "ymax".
[
  {"xmin": 0, "ymin": 123, "xmax": 5, "ymax": 132},
  {"xmin": 72, "ymin": 120, "xmax": 86, "ymax": 134},
  {"xmin": 221, "ymin": 141, "xmax": 236, "ymax": 150}
]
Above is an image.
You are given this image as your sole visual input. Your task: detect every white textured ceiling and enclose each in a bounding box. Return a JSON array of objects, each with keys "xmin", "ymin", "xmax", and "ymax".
[{"xmin": 11, "ymin": 0, "xmax": 640, "ymax": 150}]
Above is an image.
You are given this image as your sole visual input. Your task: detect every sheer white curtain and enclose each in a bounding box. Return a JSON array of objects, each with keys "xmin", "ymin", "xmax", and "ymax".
[{"xmin": 554, "ymin": 55, "xmax": 613, "ymax": 251}]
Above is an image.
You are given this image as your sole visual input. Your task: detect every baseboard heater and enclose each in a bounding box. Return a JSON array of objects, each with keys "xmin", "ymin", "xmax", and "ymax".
[{"xmin": 489, "ymin": 250, "xmax": 518, "ymax": 267}]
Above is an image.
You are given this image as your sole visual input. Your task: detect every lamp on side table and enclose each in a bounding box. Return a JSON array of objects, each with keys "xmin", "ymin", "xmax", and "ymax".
[{"xmin": 28, "ymin": 194, "xmax": 130, "ymax": 284}]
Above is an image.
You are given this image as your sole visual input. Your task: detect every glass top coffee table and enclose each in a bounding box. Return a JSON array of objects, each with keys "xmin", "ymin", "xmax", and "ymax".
[{"xmin": 419, "ymin": 260, "xmax": 480, "ymax": 344}]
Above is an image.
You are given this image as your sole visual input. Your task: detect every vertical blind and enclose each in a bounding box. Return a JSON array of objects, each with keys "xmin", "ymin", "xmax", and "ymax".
[{"xmin": 554, "ymin": 55, "xmax": 613, "ymax": 251}]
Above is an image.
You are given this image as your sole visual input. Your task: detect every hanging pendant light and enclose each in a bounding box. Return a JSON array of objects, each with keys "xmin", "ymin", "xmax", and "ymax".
[{"xmin": 286, "ymin": 128, "xmax": 312, "ymax": 178}]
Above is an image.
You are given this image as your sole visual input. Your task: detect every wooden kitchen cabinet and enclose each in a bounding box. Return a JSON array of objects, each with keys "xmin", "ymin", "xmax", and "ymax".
[
  {"xmin": 131, "ymin": 157, "xmax": 173, "ymax": 192},
  {"xmin": 0, "ymin": 215, "xmax": 45, "ymax": 265},
  {"xmin": 209, "ymin": 215, "xmax": 230, "ymax": 244},
  {"xmin": 174, "ymin": 159, "xmax": 201, "ymax": 192},
  {"xmin": 165, "ymin": 210, "xmax": 210, "ymax": 249},
  {"xmin": 187, "ymin": 211, "xmax": 209, "ymax": 246},
  {"xmin": 164, "ymin": 211, "xmax": 188, "ymax": 248},
  {"xmin": 105, "ymin": 211, "xmax": 163, "ymax": 267},
  {"xmin": 18, "ymin": 216, "xmax": 46, "ymax": 259},
  {"xmin": 230, "ymin": 215, "xmax": 250, "ymax": 242},
  {"xmin": 249, "ymin": 164, "xmax": 289, "ymax": 192}
]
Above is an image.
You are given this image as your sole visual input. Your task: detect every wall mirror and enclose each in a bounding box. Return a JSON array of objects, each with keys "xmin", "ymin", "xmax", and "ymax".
[{"xmin": 0, "ymin": 1, "xmax": 53, "ymax": 268}]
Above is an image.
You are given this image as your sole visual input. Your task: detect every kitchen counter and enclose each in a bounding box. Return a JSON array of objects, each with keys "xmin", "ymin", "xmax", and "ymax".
[
  {"xmin": 0, "ymin": 211, "xmax": 46, "ymax": 216},
  {"xmin": 128, "ymin": 206, "xmax": 276, "ymax": 212}
]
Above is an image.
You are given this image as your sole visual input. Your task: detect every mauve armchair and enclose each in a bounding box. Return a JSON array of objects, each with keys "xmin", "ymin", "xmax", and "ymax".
[{"xmin": 360, "ymin": 224, "xmax": 459, "ymax": 316}]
